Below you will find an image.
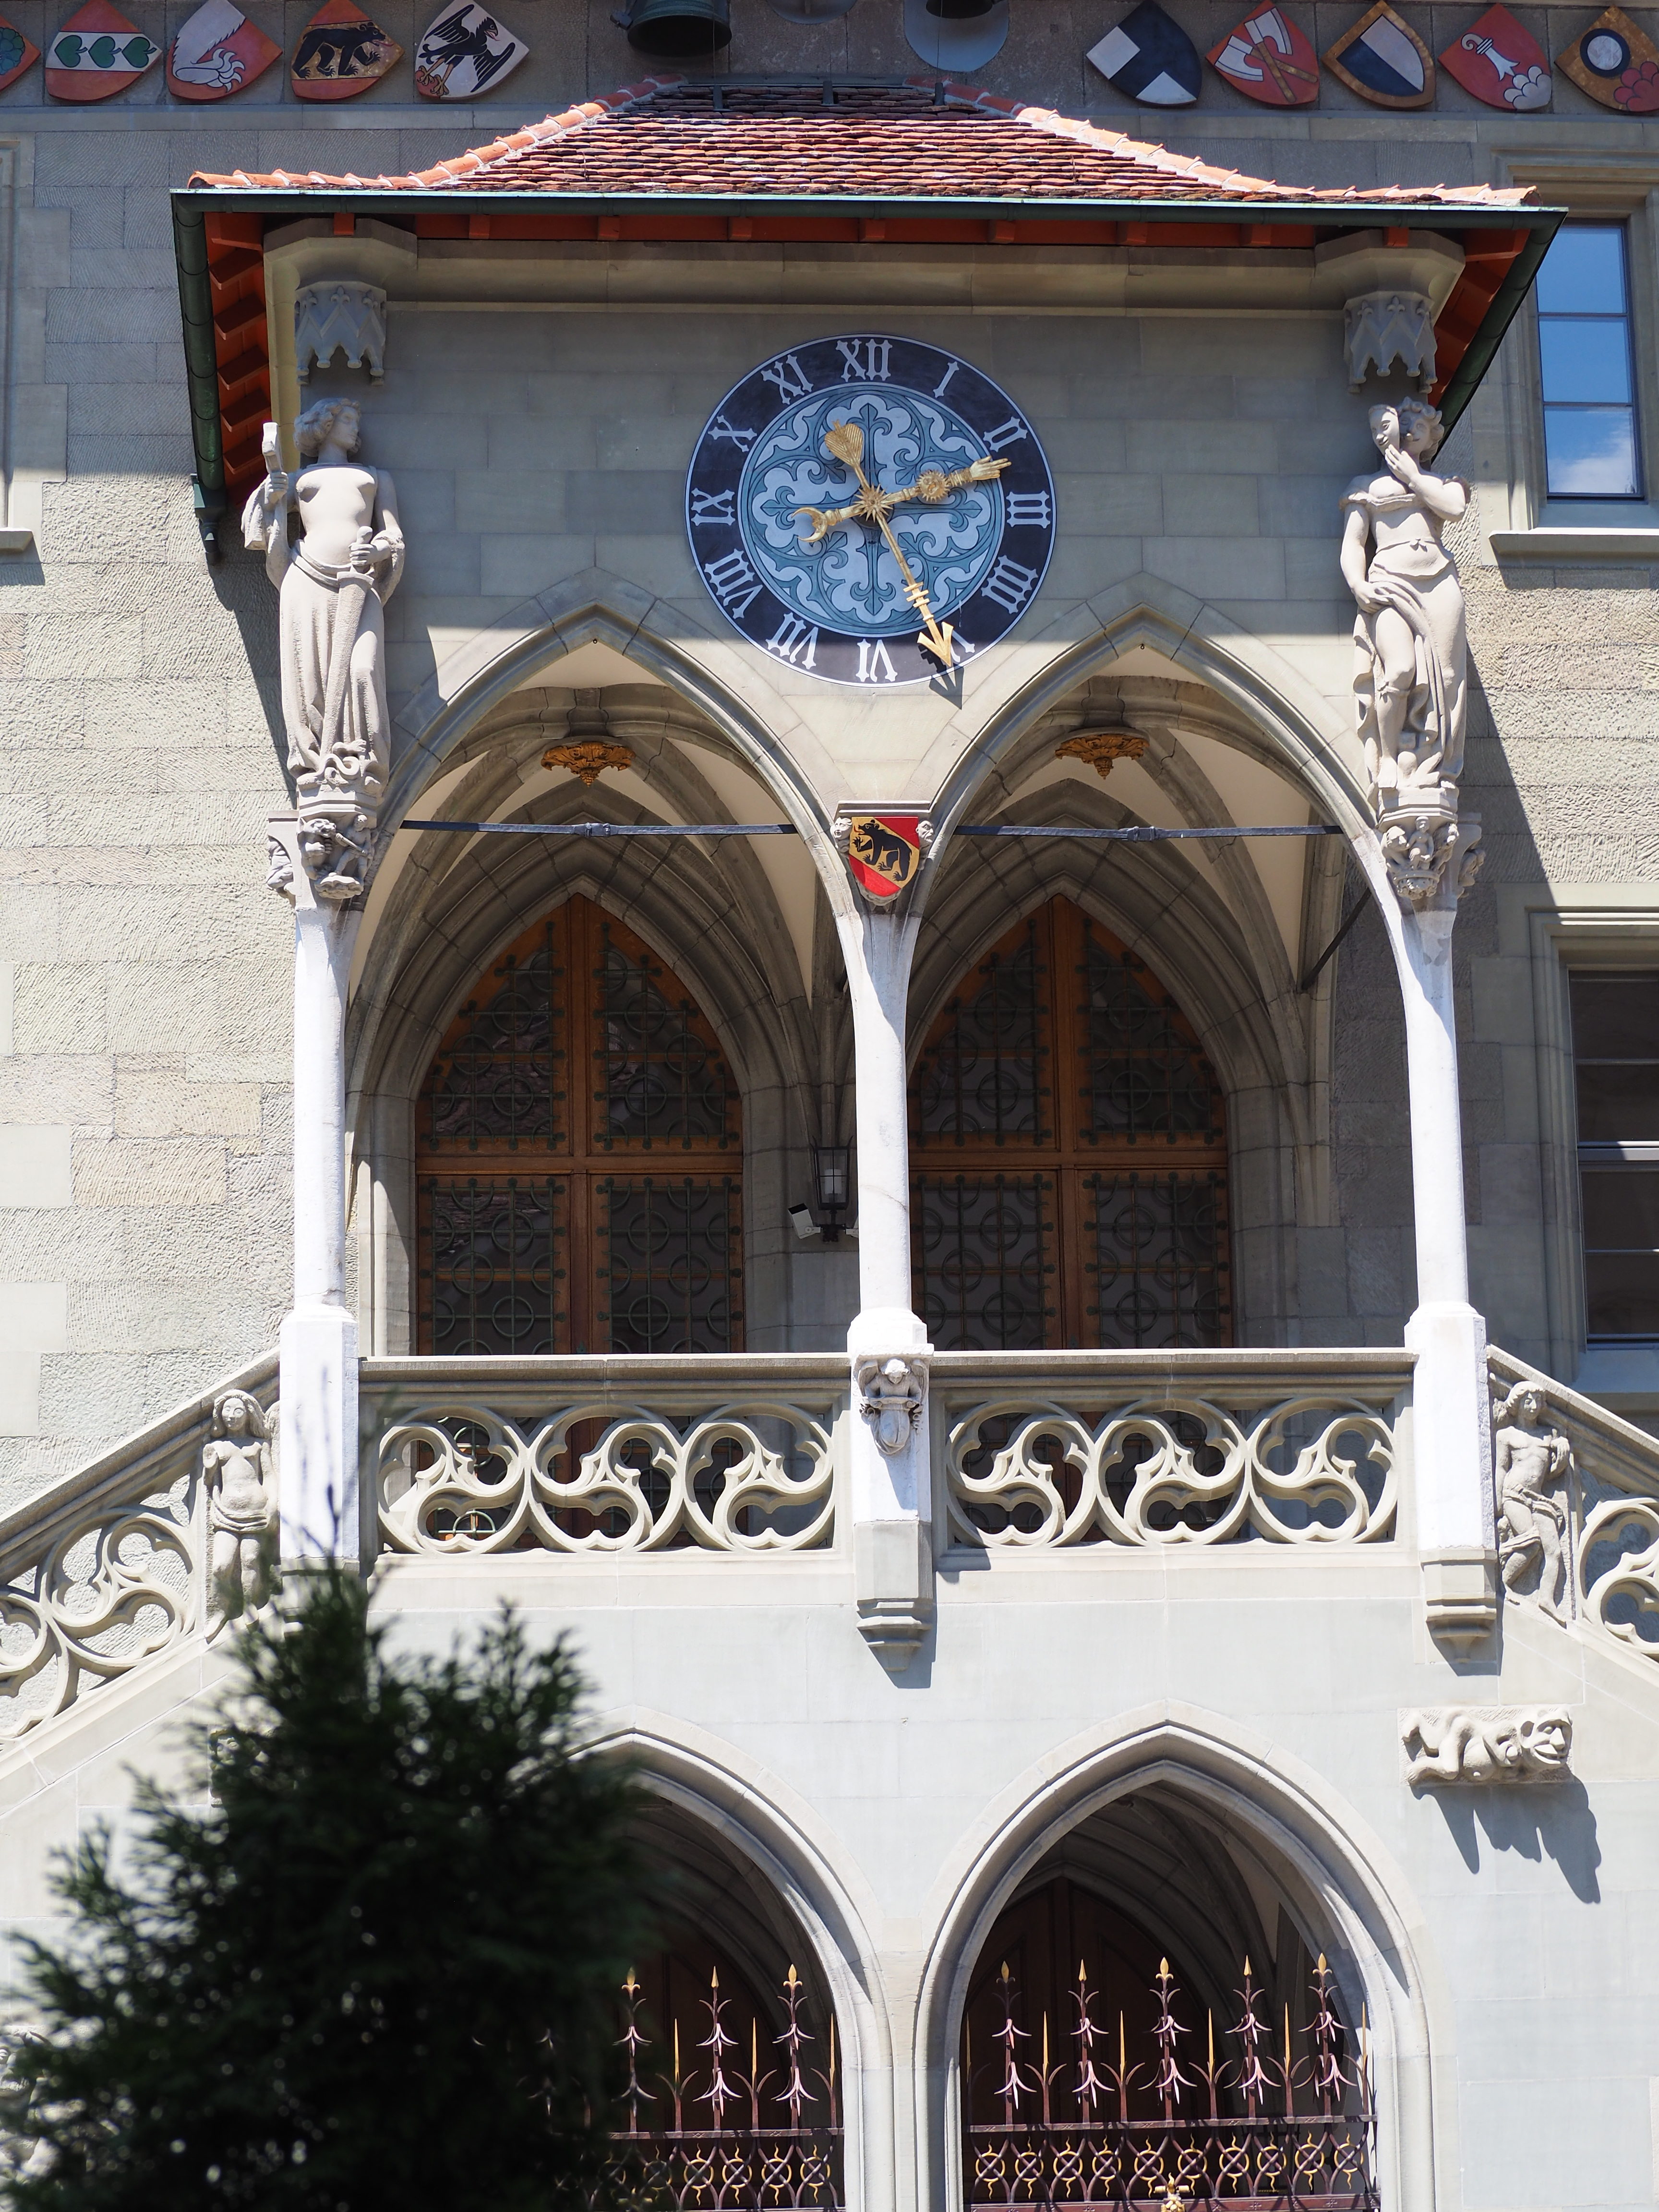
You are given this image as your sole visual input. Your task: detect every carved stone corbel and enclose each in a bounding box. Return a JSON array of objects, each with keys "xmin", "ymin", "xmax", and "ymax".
[
  {"xmin": 855, "ymin": 1352, "xmax": 926, "ymax": 1455},
  {"xmin": 1379, "ymin": 808, "xmax": 1481, "ymax": 910},
  {"xmin": 1402, "ymin": 1705, "xmax": 1574, "ymax": 1784},
  {"xmin": 295, "ymin": 280, "xmax": 387, "ymax": 383},
  {"xmin": 1344, "ymin": 290, "xmax": 1437, "ymax": 392}
]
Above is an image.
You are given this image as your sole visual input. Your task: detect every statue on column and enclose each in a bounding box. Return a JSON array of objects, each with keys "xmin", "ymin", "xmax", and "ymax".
[
  {"xmin": 243, "ymin": 398, "xmax": 404, "ymax": 902},
  {"xmin": 1340, "ymin": 398, "xmax": 1480, "ymax": 907}
]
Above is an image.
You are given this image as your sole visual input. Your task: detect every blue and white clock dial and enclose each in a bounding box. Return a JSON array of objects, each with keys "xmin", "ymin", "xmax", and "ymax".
[{"xmin": 685, "ymin": 335, "xmax": 1056, "ymax": 687}]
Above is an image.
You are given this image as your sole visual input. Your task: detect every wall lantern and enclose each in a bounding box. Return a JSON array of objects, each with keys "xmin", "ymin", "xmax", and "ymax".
[{"xmin": 812, "ymin": 1142, "xmax": 852, "ymax": 1243}]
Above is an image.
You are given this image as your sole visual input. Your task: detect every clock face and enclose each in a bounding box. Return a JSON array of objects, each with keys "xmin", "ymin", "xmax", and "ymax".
[{"xmin": 685, "ymin": 334, "xmax": 1057, "ymax": 687}]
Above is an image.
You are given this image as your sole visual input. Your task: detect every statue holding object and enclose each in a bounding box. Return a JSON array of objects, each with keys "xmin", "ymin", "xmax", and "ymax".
[
  {"xmin": 1340, "ymin": 397, "xmax": 1478, "ymax": 908},
  {"xmin": 242, "ymin": 398, "xmax": 404, "ymax": 902}
]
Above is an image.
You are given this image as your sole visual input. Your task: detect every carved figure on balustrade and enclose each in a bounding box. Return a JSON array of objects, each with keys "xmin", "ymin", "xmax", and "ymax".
[
  {"xmin": 855, "ymin": 1355, "xmax": 926, "ymax": 1456},
  {"xmin": 1493, "ymin": 1379, "xmax": 1573, "ymax": 1621},
  {"xmin": 242, "ymin": 397, "xmax": 404, "ymax": 902},
  {"xmin": 1401, "ymin": 1704, "xmax": 1574, "ymax": 1784},
  {"xmin": 202, "ymin": 1389, "xmax": 277, "ymax": 1635},
  {"xmin": 1340, "ymin": 398, "xmax": 1468, "ymax": 815},
  {"xmin": 0, "ymin": 2017, "xmax": 49, "ymax": 2182}
]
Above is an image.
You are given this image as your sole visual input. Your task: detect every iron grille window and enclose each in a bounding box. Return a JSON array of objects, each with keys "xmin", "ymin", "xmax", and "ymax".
[
  {"xmin": 415, "ymin": 898, "xmax": 742, "ymax": 1353},
  {"xmin": 599, "ymin": 1176, "xmax": 744, "ymax": 1353},
  {"xmin": 914, "ymin": 1175, "xmax": 1052, "ymax": 1350},
  {"xmin": 1536, "ymin": 222, "xmax": 1643, "ymax": 500},
  {"xmin": 1571, "ymin": 971, "xmax": 1659, "ymax": 1341},
  {"xmin": 911, "ymin": 899, "xmax": 1231, "ymax": 1349},
  {"xmin": 1088, "ymin": 1169, "xmax": 1228, "ymax": 1348},
  {"xmin": 912, "ymin": 926, "xmax": 1048, "ymax": 1144},
  {"xmin": 419, "ymin": 1176, "xmax": 565, "ymax": 1356}
]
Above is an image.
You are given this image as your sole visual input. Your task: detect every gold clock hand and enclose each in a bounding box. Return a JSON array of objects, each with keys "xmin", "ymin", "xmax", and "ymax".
[
  {"xmin": 796, "ymin": 453, "xmax": 1010, "ymax": 544},
  {"xmin": 803, "ymin": 421, "xmax": 959, "ymax": 668}
]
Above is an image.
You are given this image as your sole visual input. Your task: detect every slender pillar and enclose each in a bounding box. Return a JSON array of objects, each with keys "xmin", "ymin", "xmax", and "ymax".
[
  {"xmin": 834, "ymin": 900, "xmax": 934, "ymax": 1670},
  {"xmin": 1363, "ymin": 826, "xmax": 1496, "ymax": 1642},
  {"xmin": 271, "ymin": 816, "xmax": 364, "ymax": 1569}
]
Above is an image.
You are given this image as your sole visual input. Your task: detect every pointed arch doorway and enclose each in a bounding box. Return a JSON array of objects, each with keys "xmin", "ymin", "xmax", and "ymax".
[
  {"xmin": 910, "ymin": 898, "xmax": 1231, "ymax": 1350},
  {"xmin": 414, "ymin": 896, "xmax": 744, "ymax": 1355}
]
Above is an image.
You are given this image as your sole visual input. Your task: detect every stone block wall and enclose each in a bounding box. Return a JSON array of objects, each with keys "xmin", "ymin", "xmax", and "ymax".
[{"xmin": 0, "ymin": 4, "xmax": 1655, "ymax": 1484}]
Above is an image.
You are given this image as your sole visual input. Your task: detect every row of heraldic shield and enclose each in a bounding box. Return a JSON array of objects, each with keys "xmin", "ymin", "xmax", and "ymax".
[
  {"xmin": 0, "ymin": 0, "xmax": 528, "ymax": 100},
  {"xmin": 1092, "ymin": 0, "xmax": 1659, "ymax": 113}
]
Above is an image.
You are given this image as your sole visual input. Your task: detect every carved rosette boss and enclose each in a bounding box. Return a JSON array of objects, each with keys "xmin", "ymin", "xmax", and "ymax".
[
  {"xmin": 243, "ymin": 397, "xmax": 405, "ymax": 904},
  {"xmin": 1339, "ymin": 397, "xmax": 1482, "ymax": 912}
]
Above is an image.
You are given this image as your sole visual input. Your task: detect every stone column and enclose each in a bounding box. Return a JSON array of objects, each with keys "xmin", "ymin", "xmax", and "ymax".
[
  {"xmin": 834, "ymin": 898, "xmax": 934, "ymax": 1671},
  {"xmin": 1362, "ymin": 826, "xmax": 1495, "ymax": 1642},
  {"xmin": 269, "ymin": 816, "xmax": 363, "ymax": 1569}
]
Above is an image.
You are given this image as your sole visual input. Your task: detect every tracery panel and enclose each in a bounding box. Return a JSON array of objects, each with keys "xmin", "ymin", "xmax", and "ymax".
[
  {"xmin": 911, "ymin": 900, "xmax": 1230, "ymax": 1350},
  {"xmin": 415, "ymin": 898, "xmax": 743, "ymax": 1354}
]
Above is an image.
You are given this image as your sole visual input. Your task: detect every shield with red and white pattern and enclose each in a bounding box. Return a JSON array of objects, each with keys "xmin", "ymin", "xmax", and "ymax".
[{"xmin": 1439, "ymin": 4, "xmax": 1551, "ymax": 109}]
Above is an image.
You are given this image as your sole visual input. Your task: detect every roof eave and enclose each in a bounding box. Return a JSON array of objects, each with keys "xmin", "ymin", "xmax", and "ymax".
[{"xmin": 169, "ymin": 183, "xmax": 1556, "ymax": 228}]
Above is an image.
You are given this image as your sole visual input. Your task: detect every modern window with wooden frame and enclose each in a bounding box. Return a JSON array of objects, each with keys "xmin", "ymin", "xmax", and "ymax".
[
  {"xmin": 414, "ymin": 896, "xmax": 743, "ymax": 1355},
  {"xmin": 908, "ymin": 896, "xmax": 1231, "ymax": 1351}
]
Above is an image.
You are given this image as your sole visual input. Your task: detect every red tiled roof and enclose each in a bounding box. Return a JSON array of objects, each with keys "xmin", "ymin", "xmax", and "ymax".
[{"xmin": 189, "ymin": 75, "xmax": 1532, "ymax": 208}]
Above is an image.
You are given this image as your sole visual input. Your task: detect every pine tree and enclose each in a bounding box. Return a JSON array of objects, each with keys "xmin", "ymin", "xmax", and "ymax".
[{"xmin": 6, "ymin": 1565, "xmax": 657, "ymax": 2211}]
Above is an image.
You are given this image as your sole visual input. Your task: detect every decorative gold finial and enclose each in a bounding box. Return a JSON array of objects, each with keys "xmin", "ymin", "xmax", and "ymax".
[
  {"xmin": 541, "ymin": 741, "xmax": 632, "ymax": 786},
  {"xmin": 1055, "ymin": 730, "xmax": 1149, "ymax": 780}
]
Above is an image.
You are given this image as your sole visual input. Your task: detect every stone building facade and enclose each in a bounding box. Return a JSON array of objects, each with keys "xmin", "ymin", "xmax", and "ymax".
[{"xmin": 0, "ymin": 8, "xmax": 1658, "ymax": 2212}]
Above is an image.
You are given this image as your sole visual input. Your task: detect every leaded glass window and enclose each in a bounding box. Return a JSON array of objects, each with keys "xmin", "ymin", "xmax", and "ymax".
[
  {"xmin": 416, "ymin": 898, "xmax": 742, "ymax": 1353},
  {"xmin": 911, "ymin": 899, "xmax": 1230, "ymax": 1349}
]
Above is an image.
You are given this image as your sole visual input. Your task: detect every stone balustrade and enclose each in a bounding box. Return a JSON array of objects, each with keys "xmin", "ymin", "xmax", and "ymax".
[
  {"xmin": 930, "ymin": 1349, "xmax": 1410, "ymax": 1550},
  {"xmin": 16, "ymin": 1345, "xmax": 1659, "ymax": 1751},
  {"xmin": 1489, "ymin": 1347, "xmax": 1659, "ymax": 1665},
  {"xmin": 0, "ymin": 1355, "xmax": 277, "ymax": 1744}
]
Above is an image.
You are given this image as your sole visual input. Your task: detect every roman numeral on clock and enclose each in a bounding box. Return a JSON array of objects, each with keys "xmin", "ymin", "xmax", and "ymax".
[
  {"xmin": 1006, "ymin": 492, "xmax": 1052, "ymax": 528},
  {"xmin": 703, "ymin": 549, "xmax": 764, "ymax": 618},
  {"xmin": 981, "ymin": 417, "xmax": 1031, "ymax": 455},
  {"xmin": 760, "ymin": 354, "xmax": 813, "ymax": 405},
  {"xmin": 980, "ymin": 556, "xmax": 1041, "ymax": 615},
  {"xmin": 707, "ymin": 413, "xmax": 756, "ymax": 451},
  {"xmin": 766, "ymin": 614, "xmax": 819, "ymax": 669},
  {"xmin": 856, "ymin": 638, "xmax": 899, "ymax": 685},
  {"xmin": 690, "ymin": 488, "xmax": 735, "ymax": 527},
  {"xmin": 837, "ymin": 338, "xmax": 891, "ymax": 383}
]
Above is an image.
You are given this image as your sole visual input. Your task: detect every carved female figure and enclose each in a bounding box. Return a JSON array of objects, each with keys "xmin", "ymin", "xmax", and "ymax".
[
  {"xmin": 241, "ymin": 397, "xmax": 404, "ymax": 836},
  {"xmin": 1493, "ymin": 1380, "xmax": 1573, "ymax": 1620},
  {"xmin": 202, "ymin": 1388, "xmax": 277, "ymax": 1633},
  {"xmin": 1339, "ymin": 398, "xmax": 1468, "ymax": 811}
]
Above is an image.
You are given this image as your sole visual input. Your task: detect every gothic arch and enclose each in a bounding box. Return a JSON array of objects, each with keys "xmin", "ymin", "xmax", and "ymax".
[
  {"xmin": 911, "ymin": 1707, "xmax": 1450, "ymax": 2212},
  {"xmin": 585, "ymin": 1719, "xmax": 897, "ymax": 2212}
]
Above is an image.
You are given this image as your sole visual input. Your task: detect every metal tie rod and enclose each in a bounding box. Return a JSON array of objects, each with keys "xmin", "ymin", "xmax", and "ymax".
[{"xmin": 401, "ymin": 819, "xmax": 1345, "ymax": 840}]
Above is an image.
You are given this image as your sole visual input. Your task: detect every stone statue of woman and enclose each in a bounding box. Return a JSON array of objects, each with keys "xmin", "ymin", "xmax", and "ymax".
[
  {"xmin": 242, "ymin": 397, "xmax": 403, "ymax": 899},
  {"xmin": 202, "ymin": 1387, "xmax": 277, "ymax": 1634},
  {"xmin": 1339, "ymin": 397, "xmax": 1468, "ymax": 815}
]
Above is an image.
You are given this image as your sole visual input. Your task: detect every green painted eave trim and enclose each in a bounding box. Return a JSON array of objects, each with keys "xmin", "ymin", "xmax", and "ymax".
[{"xmin": 1436, "ymin": 207, "xmax": 1562, "ymax": 438}]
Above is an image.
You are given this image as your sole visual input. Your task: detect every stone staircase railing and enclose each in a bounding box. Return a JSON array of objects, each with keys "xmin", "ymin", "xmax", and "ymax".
[
  {"xmin": 0, "ymin": 1353, "xmax": 277, "ymax": 1745},
  {"xmin": 23, "ymin": 1341, "xmax": 1659, "ymax": 1751},
  {"xmin": 1490, "ymin": 1346, "xmax": 1659, "ymax": 1666}
]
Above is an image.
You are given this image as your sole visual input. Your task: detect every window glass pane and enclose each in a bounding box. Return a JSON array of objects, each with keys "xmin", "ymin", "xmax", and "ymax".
[
  {"xmin": 1536, "ymin": 223, "xmax": 1628, "ymax": 315},
  {"xmin": 1544, "ymin": 407, "xmax": 1640, "ymax": 497},
  {"xmin": 1581, "ymin": 1169, "xmax": 1659, "ymax": 1248},
  {"xmin": 1570, "ymin": 974, "xmax": 1659, "ymax": 1058},
  {"xmin": 1576, "ymin": 1065, "xmax": 1659, "ymax": 1142},
  {"xmin": 1585, "ymin": 1250, "xmax": 1659, "ymax": 1337},
  {"xmin": 1539, "ymin": 318, "xmax": 1634, "ymax": 403}
]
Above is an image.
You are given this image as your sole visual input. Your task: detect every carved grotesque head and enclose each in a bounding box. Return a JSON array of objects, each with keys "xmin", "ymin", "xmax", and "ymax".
[
  {"xmin": 1515, "ymin": 1708, "xmax": 1572, "ymax": 1772},
  {"xmin": 294, "ymin": 396, "xmax": 362, "ymax": 458}
]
